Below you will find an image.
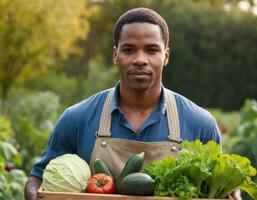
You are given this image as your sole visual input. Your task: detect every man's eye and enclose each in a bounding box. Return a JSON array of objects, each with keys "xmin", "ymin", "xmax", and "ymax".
[
  {"xmin": 148, "ymin": 49, "xmax": 159, "ymax": 54},
  {"xmin": 122, "ymin": 48, "xmax": 134, "ymax": 54}
]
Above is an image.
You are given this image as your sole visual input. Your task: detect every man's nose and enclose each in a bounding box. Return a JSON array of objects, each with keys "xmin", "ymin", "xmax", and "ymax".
[{"xmin": 132, "ymin": 51, "xmax": 148, "ymax": 66}]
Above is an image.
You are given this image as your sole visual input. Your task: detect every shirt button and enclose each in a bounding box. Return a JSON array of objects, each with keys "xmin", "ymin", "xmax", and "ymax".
[{"xmin": 101, "ymin": 141, "xmax": 107, "ymax": 147}]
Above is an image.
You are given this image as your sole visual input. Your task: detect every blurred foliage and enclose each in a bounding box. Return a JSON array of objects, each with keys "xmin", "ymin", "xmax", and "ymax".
[
  {"xmin": 7, "ymin": 91, "xmax": 60, "ymax": 173},
  {"xmin": 231, "ymin": 100, "xmax": 257, "ymax": 170},
  {"xmin": 0, "ymin": 117, "xmax": 22, "ymax": 166},
  {"xmin": 0, "ymin": 117, "xmax": 14, "ymax": 141},
  {"xmin": 23, "ymin": 73, "xmax": 78, "ymax": 108},
  {"xmin": 0, "ymin": 0, "xmax": 97, "ymax": 99},
  {"xmin": 23, "ymin": 57, "xmax": 118, "ymax": 109},
  {"xmin": 209, "ymin": 109, "xmax": 240, "ymax": 153},
  {"xmin": 0, "ymin": 117, "xmax": 27, "ymax": 200},
  {"xmin": 0, "ymin": 164, "xmax": 27, "ymax": 200},
  {"xmin": 164, "ymin": 1, "xmax": 257, "ymax": 111},
  {"xmin": 0, "ymin": 169, "xmax": 27, "ymax": 200},
  {"xmin": 82, "ymin": 57, "xmax": 119, "ymax": 97},
  {"xmin": 9, "ymin": 91, "xmax": 59, "ymax": 130},
  {"xmin": 210, "ymin": 109, "xmax": 240, "ymax": 135},
  {"xmin": 229, "ymin": 100, "xmax": 257, "ymax": 199},
  {"xmin": 0, "ymin": 141, "xmax": 22, "ymax": 167}
]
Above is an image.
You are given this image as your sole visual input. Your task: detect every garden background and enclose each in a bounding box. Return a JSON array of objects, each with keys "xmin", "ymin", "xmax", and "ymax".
[{"xmin": 0, "ymin": 0, "xmax": 257, "ymax": 199}]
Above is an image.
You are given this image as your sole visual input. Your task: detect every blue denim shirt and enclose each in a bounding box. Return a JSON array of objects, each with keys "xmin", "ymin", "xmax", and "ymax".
[{"xmin": 31, "ymin": 84, "xmax": 221, "ymax": 179}]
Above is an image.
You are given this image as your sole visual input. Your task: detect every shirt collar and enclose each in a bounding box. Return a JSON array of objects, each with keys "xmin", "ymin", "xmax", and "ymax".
[
  {"xmin": 110, "ymin": 82, "xmax": 167, "ymax": 114},
  {"xmin": 110, "ymin": 82, "xmax": 121, "ymax": 114}
]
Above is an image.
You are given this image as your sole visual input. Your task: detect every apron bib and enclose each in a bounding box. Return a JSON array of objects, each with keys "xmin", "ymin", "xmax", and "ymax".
[{"xmin": 90, "ymin": 88, "xmax": 182, "ymax": 178}]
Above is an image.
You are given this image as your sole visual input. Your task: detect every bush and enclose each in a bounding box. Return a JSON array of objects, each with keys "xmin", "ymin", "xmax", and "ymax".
[
  {"xmin": 82, "ymin": 58, "xmax": 118, "ymax": 97},
  {"xmin": 231, "ymin": 100, "xmax": 257, "ymax": 168},
  {"xmin": 230, "ymin": 99, "xmax": 257, "ymax": 200},
  {"xmin": 209, "ymin": 109, "xmax": 240, "ymax": 153},
  {"xmin": 8, "ymin": 90, "xmax": 60, "ymax": 173},
  {"xmin": 10, "ymin": 91, "xmax": 60, "ymax": 130},
  {"xmin": 0, "ymin": 117, "xmax": 14, "ymax": 141},
  {"xmin": 162, "ymin": 2, "xmax": 257, "ymax": 111},
  {"xmin": 0, "ymin": 118, "xmax": 27, "ymax": 200},
  {"xmin": 23, "ymin": 73, "xmax": 77, "ymax": 108}
]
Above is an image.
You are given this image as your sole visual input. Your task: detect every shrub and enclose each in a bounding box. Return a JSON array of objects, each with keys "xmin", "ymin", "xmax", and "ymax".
[
  {"xmin": 0, "ymin": 118, "xmax": 27, "ymax": 200},
  {"xmin": 9, "ymin": 90, "xmax": 60, "ymax": 173}
]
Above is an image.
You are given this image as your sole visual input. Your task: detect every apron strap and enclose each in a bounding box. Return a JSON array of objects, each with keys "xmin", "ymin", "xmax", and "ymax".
[
  {"xmin": 164, "ymin": 89, "xmax": 181, "ymax": 143},
  {"xmin": 97, "ymin": 88, "xmax": 181, "ymax": 141},
  {"xmin": 97, "ymin": 88, "xmax": 115, "ymax": 137}
]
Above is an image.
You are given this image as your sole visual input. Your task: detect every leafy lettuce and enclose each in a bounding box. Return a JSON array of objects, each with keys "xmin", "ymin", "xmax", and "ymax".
[{"xmin": 143, "ymin": 140, "xmax": 257, "ymax": 200}]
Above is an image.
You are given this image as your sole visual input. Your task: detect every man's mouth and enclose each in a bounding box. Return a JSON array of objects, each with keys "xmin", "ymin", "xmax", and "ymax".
[{"xmin": 128, "ymin": 70, "xmax": 152, "ymax": 76}]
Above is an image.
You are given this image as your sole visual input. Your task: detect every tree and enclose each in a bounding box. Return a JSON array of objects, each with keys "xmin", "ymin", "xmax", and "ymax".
[
  {"xmin": 0, "ymin": 0, "xmax": 96, "ymax": 99},
  {"xmin": 161, "ymin": 1, "xmax": 257, "ymax": 110}
]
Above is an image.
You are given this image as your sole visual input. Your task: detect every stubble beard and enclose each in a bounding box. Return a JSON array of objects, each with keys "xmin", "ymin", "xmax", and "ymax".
[{"xmin": 122, "ymin": 76, "xmax": 155, "ymax": 93}]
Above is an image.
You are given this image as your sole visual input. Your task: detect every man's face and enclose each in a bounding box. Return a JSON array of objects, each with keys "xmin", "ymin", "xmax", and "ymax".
[{"xmin": 113, "ymin": 22, "xmax": 169, "ymax": 92}]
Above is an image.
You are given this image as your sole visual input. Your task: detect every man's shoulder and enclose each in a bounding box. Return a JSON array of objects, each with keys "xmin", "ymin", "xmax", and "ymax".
[
  {"xmin": 169, "ymin": 90, "xmax": 220, "ymax": 143},
  {"xmin": 171, "ymin": 90, "xmax": 215, "ymax": 124}
]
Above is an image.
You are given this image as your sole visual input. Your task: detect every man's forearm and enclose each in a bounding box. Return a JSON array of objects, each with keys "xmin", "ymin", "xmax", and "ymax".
[{"xmin": 24, "ymin": 176, "xmax": 42, "ymax": 200}]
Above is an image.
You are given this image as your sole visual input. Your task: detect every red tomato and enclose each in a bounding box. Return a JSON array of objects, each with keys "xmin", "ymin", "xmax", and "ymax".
[{"xmin": 87, "ymin": 173, "xmax": 115, "ymax": 194}]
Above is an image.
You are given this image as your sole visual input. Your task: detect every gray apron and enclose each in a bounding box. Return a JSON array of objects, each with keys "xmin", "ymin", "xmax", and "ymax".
[{"xmin": 90, "ymin": 88, "xmax": 182, "ymax": 178}]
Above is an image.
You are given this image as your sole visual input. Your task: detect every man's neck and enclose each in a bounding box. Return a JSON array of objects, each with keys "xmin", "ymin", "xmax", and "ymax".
[
  {"xmin": 118, "ymin": 83, "xmax": 162, "ymax": 112},
  {"xmin": 118, "ymin": 82, "xmax": 162, "ymax": 132}
]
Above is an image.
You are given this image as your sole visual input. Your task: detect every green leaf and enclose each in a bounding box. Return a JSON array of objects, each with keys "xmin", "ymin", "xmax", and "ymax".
[
  {"xmin": 7, "ymin": 169, "xmax": 27, "ymax": 185},
  {"xmin": 144, "ymin": 140, "xmax": 257, "ymax": 199},
  {"xmin": 208, "ymin": 155, "xmax": 245, "ymax": 198},
  {"xmin": 0, "ymin": 141, "xmax": 22, "ymax": 166},
  {"xmin": 239, "ymin": 177, "xmax": 257, "ymax": 200},
  {"xmin": 0, "ymin": 174, "xmax": 12, "ymax": 199}
]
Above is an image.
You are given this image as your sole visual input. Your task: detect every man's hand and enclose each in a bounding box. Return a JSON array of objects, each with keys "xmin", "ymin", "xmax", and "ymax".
[
  {"xmin": 230, "ymin": 189, "xmax": 242, "ymax": 200},
  {"xmin": 24, "ymin": 176, "xmax": 42, "ymax": 200}
]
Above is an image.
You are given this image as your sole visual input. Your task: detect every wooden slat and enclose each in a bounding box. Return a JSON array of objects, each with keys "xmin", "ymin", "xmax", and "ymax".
[{"xmin": 37, "ymin": 190, "xmax": 229, "ymax": 200}]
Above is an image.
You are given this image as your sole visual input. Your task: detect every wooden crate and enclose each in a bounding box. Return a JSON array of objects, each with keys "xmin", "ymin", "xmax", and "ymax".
[{"xmin": 37, "ymin": 188, "xmax": 231, "ymax": 200}]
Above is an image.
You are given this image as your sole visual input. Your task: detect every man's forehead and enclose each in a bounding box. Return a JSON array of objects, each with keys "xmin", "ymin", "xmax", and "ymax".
[
  {"xmin": 121, "ymin": 22, "xmax": 161, "ymax": 34},
  {"xmin": 119, "ymin": 22, "xmax": 163, "ymax": 43},
  {"xmin": 119, "ymin": 42, "xmax": 162, "ymax": 48}
]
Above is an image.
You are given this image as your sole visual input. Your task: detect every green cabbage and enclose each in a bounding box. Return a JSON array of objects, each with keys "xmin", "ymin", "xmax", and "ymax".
[{"xmin": 42, "ymin": 154, "xmax": 91, "ymax": 192}]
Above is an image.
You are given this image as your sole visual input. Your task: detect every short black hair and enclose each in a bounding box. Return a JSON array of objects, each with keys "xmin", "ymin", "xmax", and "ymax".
[{"xmin": 113, "ymin": 7, "xmax": 169, "ymax": 48}]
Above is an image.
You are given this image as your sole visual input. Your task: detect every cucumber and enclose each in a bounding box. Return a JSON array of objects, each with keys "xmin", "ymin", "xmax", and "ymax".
[
  {"xmin": 120, "ymin": 172, "xmax": 155, "ymax": 195},
  {"xmin": 115, "ymin": 152, "xmax": 145, "ymax": 194},
  {"xmin": 93, "ymin": 158, "xmax": 115, "ymax": 181},
  {"xmin": 119, "ymin": 152, "xmax": 145, "ymax": 180}
]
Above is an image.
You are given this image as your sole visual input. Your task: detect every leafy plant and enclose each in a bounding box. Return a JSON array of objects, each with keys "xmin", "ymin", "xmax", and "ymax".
[
  {"xmin": 10, "ymin": 91, "xmax": 59, "ymax": 129},
  {"xmin": 232, "ymin": 100, "xmax": 257, "ymax": 165},
  {"xmin": 231, "ymin": 99, "xmax": 257, "ymax": 199},
  {"xmin": 0, "ymin": 140, "xmax": 27, "ymax": 200},
  {"xmin": 0, "ymin": 117, "xmax": 14, "ymax": 141},
  {"xmin": 9, "ymin": 91, "xmax": 60, "ymax": 173},
  {"xmin": 143, "ymin": 140, "xmax": 257, "ymax": 200}
]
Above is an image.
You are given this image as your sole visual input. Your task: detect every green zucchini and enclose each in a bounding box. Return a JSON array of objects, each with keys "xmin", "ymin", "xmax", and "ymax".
[
  {"xmin": 120, "ymin": 172, "xmax": 155, "ymax": 195},
  {"xmin": 93, "ymin": 158, "xmax": 115, "ymax": 181},
  {"xmin": 115, "ymin": 152, "xmax": 145, "ymax": 194},
  {"xmin": 119, "ymin": 152, "xmax": 145, "ymax": 180}
]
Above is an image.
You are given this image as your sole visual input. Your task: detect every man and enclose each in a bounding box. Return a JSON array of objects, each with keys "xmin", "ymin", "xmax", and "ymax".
[{"xmin": 25, "ymin": 7, "xmax": 235, "ymax": 199}]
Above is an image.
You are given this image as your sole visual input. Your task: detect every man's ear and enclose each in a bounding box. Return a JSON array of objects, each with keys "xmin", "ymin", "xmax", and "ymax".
[
  {"xmin": 113, "ymin": 46, "xmax": 118, "ymax": 64},
  {"xmin": 164, "ymin": 47, "xmax": 170, "ymax": 66}
]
